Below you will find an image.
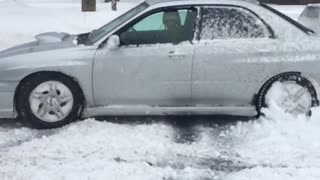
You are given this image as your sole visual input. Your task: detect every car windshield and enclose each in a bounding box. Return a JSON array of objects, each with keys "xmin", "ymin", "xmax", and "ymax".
[
  {"xmin": 86, "ymin": 2, "xmax": 149, "ymax": 44},
  {"xmin": 261, "ymin": 3, "xmax": 315, "ymax": 35}
]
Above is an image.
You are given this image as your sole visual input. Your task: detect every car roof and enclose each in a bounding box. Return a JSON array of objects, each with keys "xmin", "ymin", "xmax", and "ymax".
[
  {"xmin": 145, "ymin": 0, "xmax": 258, "ymax": 6},
  {"xmin": 307, "ymin": 4, "xmax": 320, "ymax": 7}
]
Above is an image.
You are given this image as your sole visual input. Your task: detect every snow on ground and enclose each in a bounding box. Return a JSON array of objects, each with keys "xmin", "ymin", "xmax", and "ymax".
[
  {"xmin": 223, "ymin": 108, "xmax": 320, "ymax": 180},
  {"xmin": 0, "ymin": 119, "xmax": 229, "ymax": 180},
  {"xmin": 1, "ymin": 1, "xmax": 320, "ymax": 180}
]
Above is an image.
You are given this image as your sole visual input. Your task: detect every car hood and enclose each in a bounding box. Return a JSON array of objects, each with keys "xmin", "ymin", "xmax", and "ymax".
[{"xmin": 0, "ymin": 32, "xmax": 79, "ymax": 58}]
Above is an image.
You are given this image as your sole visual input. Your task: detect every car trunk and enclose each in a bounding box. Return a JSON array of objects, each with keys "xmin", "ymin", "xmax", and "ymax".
[{"xmin": 298, "ymin": 6, "xmax": 320, "ymax": 34}]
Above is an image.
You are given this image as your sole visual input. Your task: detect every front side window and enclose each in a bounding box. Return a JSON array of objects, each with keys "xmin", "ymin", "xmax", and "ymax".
[
  {"xmin": 200, "ymin": 6, "xmax": 268, "ymax": 40},
  {"xmin": 118, "ymin": 8, "xmax": 197, "ymax": 46},
  {"xmin": 86, "ymin": 2, "xmax": 149, "ymax": 44}
]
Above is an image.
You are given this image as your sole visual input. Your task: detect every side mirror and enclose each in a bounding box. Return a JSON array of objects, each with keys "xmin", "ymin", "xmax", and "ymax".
[{"xmin": 106, "ymin": 35, "xmax": 120, "ymax": 49}]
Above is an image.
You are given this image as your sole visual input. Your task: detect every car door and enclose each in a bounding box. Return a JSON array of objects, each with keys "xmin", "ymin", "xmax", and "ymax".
[
  {"xmin": 93, "ymin": 8, "xmax": 197, "ymax": 106},
  {"xmin": 192, "ymin": 6, "xmax": 283, "ymax": 106}
]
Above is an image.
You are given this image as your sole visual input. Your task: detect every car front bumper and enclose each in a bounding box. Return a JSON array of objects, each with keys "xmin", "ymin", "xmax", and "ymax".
[{"xmin": 0, "ymin": 81, "xmax": 19, "ymax": 118}]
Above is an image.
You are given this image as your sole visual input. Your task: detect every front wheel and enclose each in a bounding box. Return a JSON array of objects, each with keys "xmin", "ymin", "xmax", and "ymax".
[
  {"xmin": 256, "ymin": 73, "xmax": 319, "ymax": 117},
  {"xmin": 16, "ymin": 73, "xmax": 84, "ymax": 129}
]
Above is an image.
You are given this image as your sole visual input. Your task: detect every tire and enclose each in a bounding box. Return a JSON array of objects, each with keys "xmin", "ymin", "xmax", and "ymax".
[
  {"xmin": 16, "ymin": 73, "xmax": 84, "ymax": 129},
  {"xmin": 256, "ymin": 72, "xmax": 319, "ymax": 117}
]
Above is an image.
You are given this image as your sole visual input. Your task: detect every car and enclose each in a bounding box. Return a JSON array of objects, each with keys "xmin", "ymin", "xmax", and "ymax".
[
  {"xmin": 298, "ymin": 4, "xmax": 320, "ymax": 34},
  {"xmin": 0, "ymin": 0, "xmax": 320, "ymax": 128}
]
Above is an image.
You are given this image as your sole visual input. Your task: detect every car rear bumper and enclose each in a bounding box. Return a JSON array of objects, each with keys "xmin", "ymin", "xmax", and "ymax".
[{"xmin": 0, "ymin": 81, "xmax": 19, "ymax": 119}]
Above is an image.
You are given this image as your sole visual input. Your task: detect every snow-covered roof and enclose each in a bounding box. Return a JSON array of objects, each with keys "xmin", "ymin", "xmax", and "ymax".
[
  {"xmin": 307, "ymin": 4, "xmax": 320, "ymax": 7},
  {"xmin": 145, "ymin": 0, "xmax": 258, "ymax": 5}
]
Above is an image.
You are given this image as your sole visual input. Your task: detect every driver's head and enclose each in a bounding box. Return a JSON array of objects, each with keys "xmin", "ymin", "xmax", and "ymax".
[{"xmin": 163, "ymin": 11, "xmax": 181, "ymax": 30}]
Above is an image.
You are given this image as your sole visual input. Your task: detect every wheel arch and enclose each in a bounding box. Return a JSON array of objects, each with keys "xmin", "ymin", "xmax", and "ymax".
[
  {"xmin": 300, "ymin": 72, "xmax": 320, "ymax": 103},
  {"xmin": 253, "ymin": 71, "xmax": 320, "ymax": 114},
  {"xmin": 256, "ymin": 72, "xmax": 300, "ymax": 99},
  {"xmin": 14, "ymin": 71, "xmax": 86, "ymax": 116}
]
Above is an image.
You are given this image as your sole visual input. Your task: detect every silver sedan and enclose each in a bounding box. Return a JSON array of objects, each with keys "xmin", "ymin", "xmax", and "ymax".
[{"xmin": 0, "ymin": 0, "xmax": 319, "ymax": 128}]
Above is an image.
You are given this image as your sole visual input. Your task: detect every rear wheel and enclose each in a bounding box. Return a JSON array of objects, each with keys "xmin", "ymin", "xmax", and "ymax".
[
  {"xmin": 16, "ymin": 73, "xmax": 84, "ymax": 129},
  {"xmin": 256, "ymin": 73, "xmax": 319, "ymax": 117}
]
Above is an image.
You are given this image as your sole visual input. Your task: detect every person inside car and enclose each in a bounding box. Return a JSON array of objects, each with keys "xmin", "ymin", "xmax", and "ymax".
[{"xmin": 162, "ymin": 10, "xmax": 184, "ymax": 44}]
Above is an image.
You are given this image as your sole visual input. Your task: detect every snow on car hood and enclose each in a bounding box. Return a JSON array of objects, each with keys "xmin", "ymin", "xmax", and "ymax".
[
  {"xmin": 0, "ymin": 32, "xmax": 78, "ymax": 58},
  {"xmin": 35, "ymin": 32, "xmax": 70, "ymax": 43}
]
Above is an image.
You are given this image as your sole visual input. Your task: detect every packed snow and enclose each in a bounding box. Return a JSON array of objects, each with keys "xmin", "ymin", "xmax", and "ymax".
[{"xmin": 1, "ymin": 0, "xmax": 320, "ymax": 180}]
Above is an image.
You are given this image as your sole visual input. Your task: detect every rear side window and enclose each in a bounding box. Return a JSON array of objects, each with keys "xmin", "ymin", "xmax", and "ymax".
[{"xmin": 200, "ymin": 6, "xmax": 268, "ymax": 40}]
